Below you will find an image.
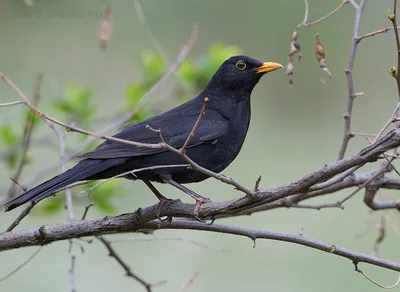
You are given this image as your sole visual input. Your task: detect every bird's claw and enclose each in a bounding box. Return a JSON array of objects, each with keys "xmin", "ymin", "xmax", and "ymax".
[
  {"xmin": 192, "ymin": 197, "xmax": 212, "ymax": 220},
  {"xmin": 155, "ymin": 198, "xmax": 176, "ymax": 224}
]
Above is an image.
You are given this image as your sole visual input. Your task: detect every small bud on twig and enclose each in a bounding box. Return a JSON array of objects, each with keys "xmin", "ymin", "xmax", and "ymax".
[
  {"xmin": 314, "ymin": 33, "xmax": 332, "ymax": 83},
  {"xmin": 389, "ymin": 66, "xmax": 397, "ymax": 78}
]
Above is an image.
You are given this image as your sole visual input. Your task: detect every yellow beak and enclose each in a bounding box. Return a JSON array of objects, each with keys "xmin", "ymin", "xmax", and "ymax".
[{"xmin": 253, "ymin": 62, "xmax": 284, "ymax": 74}]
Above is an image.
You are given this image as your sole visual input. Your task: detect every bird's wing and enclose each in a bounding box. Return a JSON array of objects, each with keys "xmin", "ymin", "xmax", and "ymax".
[{"xmin": 78, "ymin": 101, "xmax": 228, "ymax": 160}]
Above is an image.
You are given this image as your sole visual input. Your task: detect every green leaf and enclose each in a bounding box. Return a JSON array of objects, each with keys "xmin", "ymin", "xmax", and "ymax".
[
  {"xmin": 40, "ymin": 195, "xmax": 65, "ymax": 214},
  {"xmin": 0, "ymin": 125, "xmax": 18, "ymax": 146},
  {"xmin": 177, "ymin": 60, "xmax": 197, "ymax": 85},
  {"xmin": 84, "ymin": 180, "xmax": 122, "ymax": 214},
  {"xmin": 6, "ymin": 151, "xmax": 18, "ymax": 170},
  {"xmin": 54, "ymin": 83, "xmax": 95, "ymax": 123},
  {"xmin": 125, "ymin": 82, "xmax": 146, "ymax": 108},
  {"xmin": 141, "ymin": 51, "xmax": 166, "ymax": 75},
  {"xmin": 209, "ymin": 42, "xmax": 242, "ymax": 66}
]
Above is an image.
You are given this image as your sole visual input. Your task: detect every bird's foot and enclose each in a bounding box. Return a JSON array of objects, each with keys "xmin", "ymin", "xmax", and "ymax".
[
  {"xmin": 155, "ymin": 198, "xmax": 176, "ymax": 224},
  {"xmin": 193, "ymin": 214, "xmax": 216, "ymax": 225},
  {"xmin": 193, "ymin": 196, "xmax": 212, "ymax": 217}
]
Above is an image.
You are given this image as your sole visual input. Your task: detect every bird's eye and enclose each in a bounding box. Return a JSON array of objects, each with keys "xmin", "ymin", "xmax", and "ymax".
[{"xmin": 235, "ymin": 60, "xmax": 246, "ymax": 70}]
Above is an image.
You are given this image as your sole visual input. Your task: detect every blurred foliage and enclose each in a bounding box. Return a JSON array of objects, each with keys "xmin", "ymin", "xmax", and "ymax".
[
  {"xmin": 0, "ymin": 125, "xmax": 19, "ymax": 170},
  {"xmin": 38, "ymin": 179, "xmax": 122, "ymax": 215},
  {"xmin": 178, "ymin": 42, "xmax": 242, "ymax": 90},
  {"xmin": 1, "ymin": 42, "xmax": 241, "ymax": 215},
  {"xmin": 124, "ymin": 42, "xmax": 241, "ymax": 119},
  {"xmin": 54, "ymin": 83, "xmax": 95, "ymax": 125}
]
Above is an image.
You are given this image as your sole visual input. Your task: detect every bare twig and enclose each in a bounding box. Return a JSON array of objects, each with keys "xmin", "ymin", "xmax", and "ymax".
[
  {"xmin": 69, "ymin": 255, "xmax": 77, "ymax": 292},
  {"xmin": 0, "ymin": 247, "xmax": 42, "ymax": 282},
  {"xmin": 6, "ymin": 72, "xmax": 43, "ymax": 201},
  {"xmin": 373, "ymin": 216, "xmax": 386, "ymax": 256},
  {"xmin": 347, "ymin": 0, "xmax": 359, "ymax": 10},
  {"xmin": 356, "ymin": 26, "xmax": 400, "ymax": 42},
  {"xmin": 180, "ymin": 97, "xmax": 208, "ymax": 154},
  {"xmin": 16, "ymin": 24, "xmax": 198, "ymax": 191},
  {"xmin": 1, "ymin": 73, "xmax": 253, "ymax": 197},
  {"xmin": 112, "ymin": 236, "xmax": 230, "ymax": 252},
  {"xmin": 310, "ymin": 165, "xmax": 364, "ymax": 191},
  {"xmin": 389, "ymin": 0, "xmax": 400, "ymax": 98},
  {"xmin": 306, "ymin": 0, "xmax": 348, "ymax": 26},
  {"xmin": 81, "ymin": 164, "xmax": 189, "ymax": 194},
  {"xmin": 0, "ymin": 100, "xmax": 23, "ymax": 107},
  {"xmin": 5, "ymin": 202, "xmax": 36, "ymax": 232},
  {"xmin": 133, "ymin": 0, "xmax": 168, "ymax": 61},
  {"xmin": 97, "ymin": 235, "xmax": 156, "ymax": 292},
  {"xmin": 354, "ymin": 262, "xmax": 400, "ymax": 289},
  {"xmin": 54, "ymin": 127, "xmax": 74, "ymax": 222},
  {"xmin": 179, "ymin": 272, "xmax": 198, "ymax": 292},
  {"xmin": 81, "ymin": 203, "xmax": 94, "ymax": 220},
  {"xmin": 373, "ymin": 102, "xmax": 400, "ymax": 144},
  {"xmin": 2, "ymin": 217, "xmax": 400, "ymax": 272},
  {"xmin": 337, "ymin": 0, "xmax": 366, "ymax": 160}
]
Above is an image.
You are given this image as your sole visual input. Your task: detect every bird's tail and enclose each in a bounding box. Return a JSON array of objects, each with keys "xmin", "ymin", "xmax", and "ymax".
[{"xmin": 3, "ymin": 159, "xmax": 118, "ymax": 212}]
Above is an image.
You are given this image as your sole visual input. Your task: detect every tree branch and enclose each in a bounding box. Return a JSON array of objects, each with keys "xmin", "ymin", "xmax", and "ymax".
[
  {"xmin": 337, "ymin": 0, "xmax": 367, "ymax": 160},
  {"xmin": 1, "ymin": 216, "xmax": 400, "ymax": 273}
]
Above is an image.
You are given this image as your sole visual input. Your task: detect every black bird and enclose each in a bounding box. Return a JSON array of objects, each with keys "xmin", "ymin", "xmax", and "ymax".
[{"xmin": 4, "ymin": 56, "xmax": 283, "ymax": 212}]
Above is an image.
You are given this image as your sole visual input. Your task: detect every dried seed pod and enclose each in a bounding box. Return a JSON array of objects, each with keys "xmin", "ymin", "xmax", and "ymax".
[
  {"xmin": 314, "ymin": 33, "xmax": 331, "ymax": 83},
  {"xmin": 98, "ymin": 7, "xmax": 113, "ymax": 49},
  {"xmin": 286, "ymin": 28, "xmax": 302, "ymax": 85}
]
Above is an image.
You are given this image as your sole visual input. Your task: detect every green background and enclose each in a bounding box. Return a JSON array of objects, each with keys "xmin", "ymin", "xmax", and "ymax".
[{"xmin": 1, "ymin": 0, "xmax": 400, "ymax": 291}]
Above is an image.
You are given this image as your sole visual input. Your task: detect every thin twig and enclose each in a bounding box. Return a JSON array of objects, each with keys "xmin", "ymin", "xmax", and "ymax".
[
  {"xmin": 53, "ymin": 127, "xmax": 74, "ymax": 221},
  {"xmin": 12, "ymin": 25, "xmax": 198, "ymax": 192},
  {"xmin": 356, "ymin": 27, "xmax": 400, "ymax": 42},
  {"xmin": 97, "ymin": 235, "xmax": 156, "ymax": 292},
  {"xmin": 69, "ymin": 255, "xmax": 77, "ymax": 292},
  {"xmin": 1, "ymin": 73, "xmax": 253, "ymax": 196},
  {"xmin": 310, "ymin": 164, "xmax": 364, "ymax": 191},
  {"xmin": 373, "ymin": 102, "xmax": 400, "ymax": 143},
  {"xmin": 338, "ymin": 161, "xmax": 393, "ymax": 206},
  {"xmin": 354, "ymin": 262, "xmax": 400, "ymax": 289},
  {"xmin": 390, "ymin": 0, "xmax": 400, "ymax": 98},
  {"xmin": 5, "ymin": 202, "xmax": 36, "ymax": 232},
  {"xmin": 180, "ymin": 97, "xmax": 208, "ymax": 154},
  {"xmin": 306, "ymin": 0, "xmax": 348, "ymax": 26},
  {"xmin": 337, "ymin": 0, "xmax": 367, "ymax": 160},
  {"xmin": 347, "ymin": 0, "xmax": 359, "ymax": 10},
  {"xmin": 179, "ymin": 272, "xmax": 198, "ymax": 292},
  {"xmin": 81, "ymin": 203, "xmax": 94, "ymax": 220},
  {"xmin": 81, "ymin": 164, "xmax": 190, "ymax": 194},
  {"xmin": 133, "ymin": 0, "xmax": 168, "ymax": 62},
  {"xmin": 0, "ymin": 100, "xmax": 23, "ymax": 107},
  {"xmin": 6, "ymin": 72, "xmax": 43, "ymax": 201},
  {"xmin": 0, "ymin": 247, "xmax": 42, "ymax": 282},
  {"xmin": 112, "ymin": 236, "xmax": 230, "ymax": 252}
]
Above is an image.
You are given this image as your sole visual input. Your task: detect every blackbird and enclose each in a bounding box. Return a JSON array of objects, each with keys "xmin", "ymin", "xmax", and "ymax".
[{"xmin": 4, "ymin": 55, "xmax": 283, "ymax": 212}]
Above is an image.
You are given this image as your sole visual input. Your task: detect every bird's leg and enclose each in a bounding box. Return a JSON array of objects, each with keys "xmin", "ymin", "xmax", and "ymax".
[
  {"xmin": 142, "ymin": 180, "xmax": 173, "ymax": 224},
  {"xmin": 160, "ymin": 174, "xmax": 211, "ymax": 217}
]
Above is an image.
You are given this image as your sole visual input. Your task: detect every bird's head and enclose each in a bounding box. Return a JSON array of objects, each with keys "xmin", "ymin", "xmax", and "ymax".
[{"xmin": 206, "ymin": 55, "xmax": 283, "ymax": 96}]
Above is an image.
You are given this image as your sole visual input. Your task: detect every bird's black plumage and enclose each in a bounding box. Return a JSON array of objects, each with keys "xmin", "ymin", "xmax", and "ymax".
[{"xmin": 4, "ymin": 55, "xmax": 282, "ymax": 211}]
